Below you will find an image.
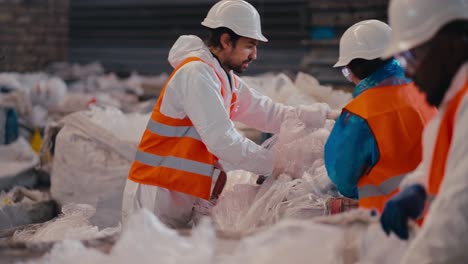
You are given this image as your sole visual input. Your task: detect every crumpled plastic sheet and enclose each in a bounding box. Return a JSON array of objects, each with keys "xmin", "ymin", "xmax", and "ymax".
[
  {"xmin": 242, "ymin": 72, "xmax": 352, "ymax": 109},
  {"xmin": 0, "ymin": 187, "xmax": 49, "ymax": 208},
  {"xmin": 0, "ymin": 137, "xmax": 39, "ymax": 182},
  {"xmin": 23, "ymin": 209, "xmax": 215, "ymax": 264},
  {"xmin": 87, "ymin": 106, "xmax": 150, "ymax": 142},
  {"xmin": 23, "ymin": 209, "xmax": 412, "ymax": 264},
  {"xmin": 13, "ymin": 204, "xmax": 120, "ymax": 242},
  {"xmin": 50, "ymin": 108, "xmax": 149, "ymax": 227},
  {"xmin": 294, "ymin": 72, "xmax": 352, "ymax": 109},
  {"xmin": 212, "ymin": 118, "xmax": 339, "ymax": 233},
  {"xmin": 242, "ymin": 73, "xmax": 314, "ymax": 107}
]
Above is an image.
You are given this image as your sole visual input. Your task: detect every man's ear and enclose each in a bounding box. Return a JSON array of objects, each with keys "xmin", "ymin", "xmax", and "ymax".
[{"xmin": 220, "ymin": 33, "xmax": 232, "ymax": 49}]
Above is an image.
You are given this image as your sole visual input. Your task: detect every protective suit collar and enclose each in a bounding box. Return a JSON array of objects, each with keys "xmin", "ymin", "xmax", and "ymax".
[
  {"xmin": 354, "ymin": 59, "xmax": 410, "ymax": 98},
  {"xmin": 169, "ymin": 35, "xmax": 220, "ymax": 71},
  {"xmin": 168, "ymin": 35, "xmax": 234, "ymax": 92}
]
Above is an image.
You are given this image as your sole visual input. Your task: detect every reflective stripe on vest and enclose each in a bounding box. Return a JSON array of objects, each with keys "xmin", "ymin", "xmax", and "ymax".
[
  {"xmin": 146, "ymin": 118, "xmax": 202, "ymax": 141},
  {"xmin": 135, "ymin": 151, "xmax": 214, "ymax": 177},
  {"xmin": 345, "ymin": 83, "xmax": 437, "ymax": 212},
  {"xmin": 358, "ymin": 174, "xmax": 406, "ymax": 199},
  {"xmin": 128, "ymin": 56, "xmax": 238, "ymax": 200}
]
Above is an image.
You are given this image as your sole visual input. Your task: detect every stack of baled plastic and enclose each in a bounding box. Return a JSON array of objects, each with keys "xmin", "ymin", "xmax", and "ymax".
[
  {"xmin": 50, "ymin": 107, "xmax": 149, "ymax": 227},
  {"xmin": 26, "ymin": 208, "xmax": 412, "ymax": 264}
]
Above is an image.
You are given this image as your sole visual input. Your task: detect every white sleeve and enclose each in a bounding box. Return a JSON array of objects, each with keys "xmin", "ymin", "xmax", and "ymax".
[
  {"xmin": 401, "ymin": 96, "xmax": 468, "ymax": 264},
  {"xmin": 231, "ymin": 77, "xmax": 295, "ymax": 134},
  {"xmin": 170, "ymin": 62, "xmax": 274, "ymax": 176}
]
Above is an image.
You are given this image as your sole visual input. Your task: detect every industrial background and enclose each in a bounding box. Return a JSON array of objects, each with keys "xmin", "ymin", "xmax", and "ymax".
[
  {"xmin": 0, "ymin": 0, "xmax": 388, "ymax": 89},
  {"xmin": 3, "ymin": 0, "xmax": 440, "ymax": 262}
]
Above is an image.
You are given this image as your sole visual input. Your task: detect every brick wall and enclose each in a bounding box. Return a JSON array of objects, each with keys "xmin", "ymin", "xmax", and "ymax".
[{"xmin": 0, "ymin": 0, "xmax": 69, "ymax": 72}]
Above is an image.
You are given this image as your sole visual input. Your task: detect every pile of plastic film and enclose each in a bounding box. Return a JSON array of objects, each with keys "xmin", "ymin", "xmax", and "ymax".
[
  {"xmin": 26, "ymin": 208, "xmax": 412, "ymax": 264},
  {"xmin": 13, "ymin": 204, "xmax": 120, "ymax": 242},
  {"xmin": 212, "ymin": 117, "xmax": 340, "ymax": 233}
]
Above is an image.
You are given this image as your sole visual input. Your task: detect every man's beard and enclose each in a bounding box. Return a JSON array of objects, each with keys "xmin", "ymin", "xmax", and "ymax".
[{"xmin": 225, "ymin": 59, "xmax": 252, "ymax": 74}]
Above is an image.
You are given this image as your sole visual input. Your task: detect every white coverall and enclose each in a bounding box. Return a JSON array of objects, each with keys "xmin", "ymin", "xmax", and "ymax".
[
  {"xmin": 399, "ymin": 62, "xmax": 468, "ymax": 263},
  {"xmin": 122, "ymin": 35, "xmax": 331, "ymax": 228}
]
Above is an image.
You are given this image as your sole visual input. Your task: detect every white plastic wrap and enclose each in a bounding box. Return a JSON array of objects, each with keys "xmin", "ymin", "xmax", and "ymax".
[
  {"xmin": 0, "ymin": 137, "xmax": 39, "ymax": 180},
  {"xmin": 27, "ymin": 209, "xmax": 412, "ymax": 264},
  {"xmin": 27, "ymin": 209, "xmax": 216, "ymax": 264},
  {"xmin": 242, "ymin": 73, "xmax": 310, "ymax": 106},
  {"xmin": 242, "ymin": 72, "xmax": 352, "ymax": 109},
  {"xmin": 294, "ymin": 72, "xmax": 352, "ymax": 109},
  {"xmin": 225, "ymin": 210, "xmax": 413, "ymax": 264},
  {"xmin": 13, "ymin": 204, "xmax": 119, "ymax": 242},
  {"xmin": 50, "ymin": 108, "xmax": 149, "ymax": 227},
  {"xmin": 212, "ymin": 118, "xmax": 339, "ymax": 233},
  {"xmin": 0, "ymin": 187, "xmax": 49, "ymax": 209}
]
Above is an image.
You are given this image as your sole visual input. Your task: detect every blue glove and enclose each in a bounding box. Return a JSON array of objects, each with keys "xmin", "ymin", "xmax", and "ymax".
[{"xmin": 380, "ymin": 184, "xmax": 427, "ymax": 240}]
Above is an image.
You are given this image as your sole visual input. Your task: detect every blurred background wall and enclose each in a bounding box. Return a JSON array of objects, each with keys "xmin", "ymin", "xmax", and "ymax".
[
  {"xmin": 0, "ymin": 0, "xmax": 389, "ymax": 89},
  {"xmin": 0, "ymin": 0, "xmax": 69, "ymax": 72}
]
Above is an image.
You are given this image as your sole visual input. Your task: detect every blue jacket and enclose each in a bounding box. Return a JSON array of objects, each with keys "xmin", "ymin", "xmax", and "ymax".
[{"xmin": 324, "ymin": 59, "xmax": 410, "ymax": 199}]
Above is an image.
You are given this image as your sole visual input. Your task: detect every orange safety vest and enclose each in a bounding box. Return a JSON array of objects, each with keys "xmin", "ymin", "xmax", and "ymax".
[
  {"xmin": 128, "ymin": 57, "xmax": 238, "ymax": 200},
  {"xmin": 427, "ymin": 81, "xmax": 468, "ymax": 201},
  {"xmin": 345, "ymin": 83, "xmax": 436, "ymax": 212}
]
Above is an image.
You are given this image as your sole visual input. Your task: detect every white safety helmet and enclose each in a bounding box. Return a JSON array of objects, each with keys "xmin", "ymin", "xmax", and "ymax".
[
  {"xmin": 201, "ymin": 0, "xmax": 268, "ymax": 42},
  {"xmin": 383, "ymin": 0, "xmax": 468, "ymax": 58},
  {"xmin": 334, "ymin": 20, "xmax": 391, "ymax": 68}
]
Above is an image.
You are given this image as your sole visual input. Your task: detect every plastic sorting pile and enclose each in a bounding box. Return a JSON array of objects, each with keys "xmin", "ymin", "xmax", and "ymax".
[
  {"xmin": 22, "ymin": 208, "xmax": 412, "ymax": 264},
  {"xmin": 211, "ymin": 72, "xmax": 352, "ymax": 232},
  {"xmin": 13, "ymin": 204, "xmax": 119, "ymax": 242},
  {"xmin": 49, "ymin": 107, "xmax": 149, "ymax": 228},
  {"xmin": 0, "ymin": 187, "xmax": 50, "ymax": 210},
  {"xmin": 44, "ymin": 70, "xmax": 350, "ymax": 229},
  {"xmin": 242, "ymin": 72, "xmax": 352, "ymax": 108},
  {"xmin": 236, "ymin": 72, "xmax": 351, "ymax": 141},
  {"xmin": 0, "ymin": 187, "xmax": 53, "ymax": 229},
  {"xmin": 0, "ymin": 137, "xmax": 39, "ymax": 189},
  {"xmin": 0, "ymin": 63, "xmax": 167, "ymax": 132},
  {"xmin": 212, "ymin": 118, "xmax": 339, "ymax": 233},
  {"xmin": 9, "ymin": 70, "xmax": 411, "ymax": 263}
]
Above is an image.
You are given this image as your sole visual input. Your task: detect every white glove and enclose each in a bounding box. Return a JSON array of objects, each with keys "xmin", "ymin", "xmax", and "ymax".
[
  {"xmin": 327, "ymin": 109, "xmax": 342, "ymax": 120},
  {"xmin": 296, "ymin": 103, "xmax": 330, "ymax": 128}
]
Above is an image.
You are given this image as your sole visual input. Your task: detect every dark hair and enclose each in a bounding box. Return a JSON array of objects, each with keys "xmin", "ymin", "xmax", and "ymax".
[
  {"xmin": 347, "ymin": 58, "xmax": 393, "ymax": 80},
  {"xmin": 204, "ymin": 27, "xmax": 241, "ymax": 48},
  {"xmin": 437, "ymin": 19, "xmax": 468, "ymax": 40}
]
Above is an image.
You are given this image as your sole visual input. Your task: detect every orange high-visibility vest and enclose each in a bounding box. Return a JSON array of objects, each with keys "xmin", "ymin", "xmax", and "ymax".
[
  {"xmin": 128, "ymin": 57, "xmax": 238, "ymax": 200},
  {"xmin": 345, "ymin": 83, "xmax": 436, "ymax": 212},
  {"xmin": 427, "ymin": 81, "xmax": 468, "ymax": 201}
]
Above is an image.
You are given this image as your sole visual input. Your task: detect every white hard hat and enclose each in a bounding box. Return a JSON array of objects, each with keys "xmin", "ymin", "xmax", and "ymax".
[
  {"xmin": 383, "ymin": 0, "xmax": 468, "ymax": 58},
  {"xmin": 334, "ymin": 20, "xmax": 391, "ymax": 67},
  {"xmin": 201, "ymin": 0, "xmax": 268, "ymax": 42}
]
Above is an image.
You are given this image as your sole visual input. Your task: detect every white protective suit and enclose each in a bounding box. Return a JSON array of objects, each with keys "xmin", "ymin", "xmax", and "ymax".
[
  {"xmin": 399, "ymin": 62, "xmax": 468, "ymax": 263},
  {"xmin": 122, "ymin": 35, "xmax": 332, "ymax": 228}
]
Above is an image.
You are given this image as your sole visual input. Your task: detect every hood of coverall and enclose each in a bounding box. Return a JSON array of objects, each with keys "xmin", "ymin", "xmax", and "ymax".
[{"xmin": 168, "ymin": 35, "xmax": 218, "ymax": 69}]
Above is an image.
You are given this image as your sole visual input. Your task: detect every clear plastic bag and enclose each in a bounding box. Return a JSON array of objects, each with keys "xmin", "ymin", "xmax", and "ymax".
[
  {"xmin": 213, "ymin": 117, "xmax": 339, "ymax": 232},
  {"xmin": 13, "ymin": 204, "xmax": 120, "ymax": 242}
]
